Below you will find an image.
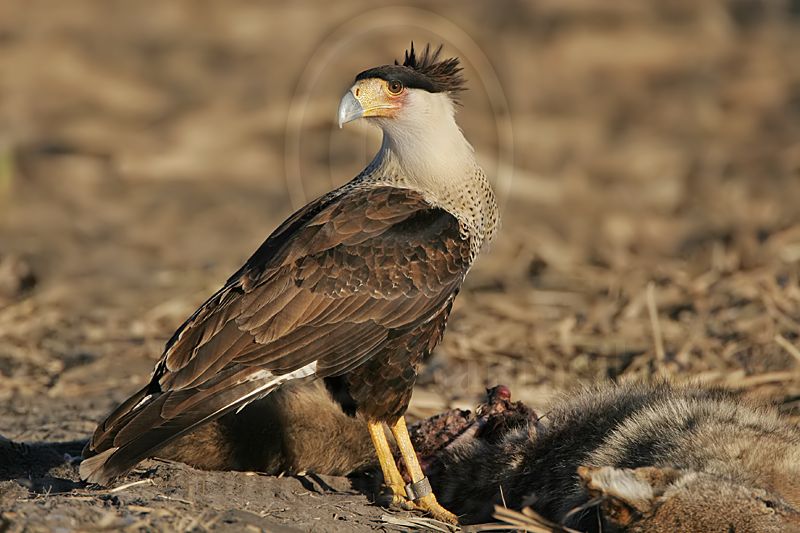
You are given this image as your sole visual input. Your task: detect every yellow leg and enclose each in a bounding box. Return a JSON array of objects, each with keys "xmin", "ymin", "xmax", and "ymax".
[
  {"xmin": 367, "ymin": 421, "xmax": 413, "ymax": 509},
  {"xmin": 389, "ymin": 416, "xmax": 459, "ymax": 524}
]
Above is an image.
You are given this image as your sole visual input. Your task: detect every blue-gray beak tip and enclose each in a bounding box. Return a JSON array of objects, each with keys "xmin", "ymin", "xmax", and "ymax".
[{"xmin": 338, "ymin": 91, "xmax": 364, "ymax": 128}]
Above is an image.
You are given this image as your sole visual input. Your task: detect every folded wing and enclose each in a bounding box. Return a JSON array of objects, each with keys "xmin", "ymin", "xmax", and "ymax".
[{"xmin": 81, "ymin": 185, "xmax": 471, "ymax": 484}]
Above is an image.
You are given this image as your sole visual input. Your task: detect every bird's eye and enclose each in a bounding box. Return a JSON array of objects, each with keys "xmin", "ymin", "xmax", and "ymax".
[{"xmin": 387, "ymin": 80, "xmax": 403, "ymax": 95}]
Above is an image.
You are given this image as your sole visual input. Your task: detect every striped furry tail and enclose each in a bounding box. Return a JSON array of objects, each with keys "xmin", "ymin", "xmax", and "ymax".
[{"xmin": 80, "ymin": 362, "xmax": 318, "ymax": 485}]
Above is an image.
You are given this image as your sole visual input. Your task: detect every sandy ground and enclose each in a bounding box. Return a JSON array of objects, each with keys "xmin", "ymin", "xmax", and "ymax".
[{"xmin": 1, "ymin": 0, "xmax": 800, "ymax": 531}]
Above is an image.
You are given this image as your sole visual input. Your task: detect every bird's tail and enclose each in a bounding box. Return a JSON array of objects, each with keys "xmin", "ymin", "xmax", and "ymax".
[{"xmin": 80, "ymin": 363, "xmax": 318, "ymax": 485}]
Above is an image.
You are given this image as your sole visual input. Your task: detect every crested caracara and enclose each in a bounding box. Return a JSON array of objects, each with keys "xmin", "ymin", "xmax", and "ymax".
[{"xmin": 81, "ymin": 43, "xmax": 499, "ymax": 524}]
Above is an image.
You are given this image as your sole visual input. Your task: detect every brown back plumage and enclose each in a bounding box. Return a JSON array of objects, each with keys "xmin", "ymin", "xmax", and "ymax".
[{"xmin": 81, "ymin": 185, "xmax": 472, "ymax": 485}]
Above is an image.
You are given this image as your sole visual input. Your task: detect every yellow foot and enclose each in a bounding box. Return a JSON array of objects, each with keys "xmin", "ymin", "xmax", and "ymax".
[
  {"xmin": 411, "ymin": 493, "xmax": 459, "ymax": 525},
  {"xmin": 387, "ymin": 416, "xmax": 460, "ymax": 524},
  {"xmin": 368, "ymin": 418, "xmax": 460, "ymax": 525},
  {"xmin": 385, "ymin": 487, "xmax": 457, "ymax": 524},
  {"xmin": 383, "ymin": 481, "xmax": 415, "ymax": 510},
  {"xmin": 382, "ymin": 475, "xmax": 458, "ymax": 523}
]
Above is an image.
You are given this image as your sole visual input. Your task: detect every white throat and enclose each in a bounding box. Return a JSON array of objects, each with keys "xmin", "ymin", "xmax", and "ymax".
[
  {"xmin": 373, "ymin": 90, "xmax": 477, "ymax": 191},
  {"xmin": 354, "ymin": 89, "xmax": 499, "ymax": 257}
]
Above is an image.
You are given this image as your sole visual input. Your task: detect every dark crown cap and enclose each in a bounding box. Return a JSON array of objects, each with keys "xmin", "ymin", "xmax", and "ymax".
[{"xmin": 355, "ymin": 42, "xmax": 466, "ymax": 99}]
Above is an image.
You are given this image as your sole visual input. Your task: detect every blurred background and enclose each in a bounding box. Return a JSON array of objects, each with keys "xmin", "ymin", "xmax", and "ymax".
[{"xmin": 2, "ymin": 0, "xmax": 800, "ymax": 437}]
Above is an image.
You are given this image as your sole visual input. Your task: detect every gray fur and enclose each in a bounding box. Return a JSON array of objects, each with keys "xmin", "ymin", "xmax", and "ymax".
[{"xmin": 432, "ymin": 380, "xmax": 800, "ymax": 532}]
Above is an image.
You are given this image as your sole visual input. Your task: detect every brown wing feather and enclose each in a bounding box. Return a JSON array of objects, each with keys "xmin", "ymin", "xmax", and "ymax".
[
  {"xmin": 158, "ymin": 186, "xmax": 469, "ymax": 384},
  {"xmin": 82, "ymin": 185, "xmax": 471, "ymax": 484}
]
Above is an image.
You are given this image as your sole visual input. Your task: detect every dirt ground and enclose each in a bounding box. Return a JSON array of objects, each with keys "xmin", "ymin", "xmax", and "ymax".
[{"xmin": 1, "ymin": 1, "xmax": 800, "ymax": 531}]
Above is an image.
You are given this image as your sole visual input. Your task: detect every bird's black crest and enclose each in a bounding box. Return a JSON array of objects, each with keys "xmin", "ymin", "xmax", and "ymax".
[{"xmin": 355, "ymin": 43, "xmax": 466, "ymax": 99}]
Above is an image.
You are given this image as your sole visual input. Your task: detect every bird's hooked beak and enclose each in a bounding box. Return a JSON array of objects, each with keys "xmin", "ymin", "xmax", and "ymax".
[
  {"xmin": 338, "ymin": 91, "xmax": 364, "ymax": 128},
  {"xmin": 338, "ymin": 78, "xmax": 404, "ymax": 128}
]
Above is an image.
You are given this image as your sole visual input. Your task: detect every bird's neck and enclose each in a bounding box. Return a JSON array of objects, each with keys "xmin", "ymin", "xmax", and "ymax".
[
  {"xmin": 361, "ymin": 95, "xmax": 499, "ymax": 252},
  {"xmin": 375, "ymin": 100, "xmax": 477, "ymax": 192}
]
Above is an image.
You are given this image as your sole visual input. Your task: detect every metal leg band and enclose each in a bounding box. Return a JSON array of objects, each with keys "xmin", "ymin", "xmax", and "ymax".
[{"xmin": 404, "ymin": 476, "xmax": 433, "ymax": 501}]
